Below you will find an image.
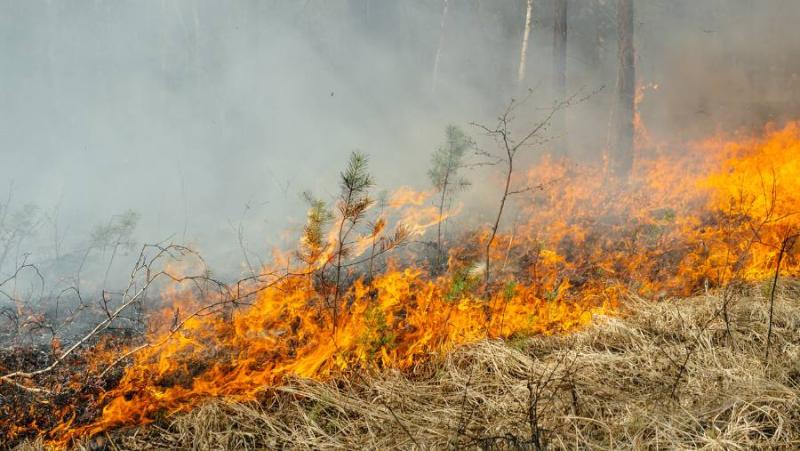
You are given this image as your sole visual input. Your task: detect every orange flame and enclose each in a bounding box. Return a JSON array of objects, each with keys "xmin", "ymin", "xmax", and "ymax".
[{"xmin": 10, "ymin": 121, "xmax": 800, "ymax": 448}]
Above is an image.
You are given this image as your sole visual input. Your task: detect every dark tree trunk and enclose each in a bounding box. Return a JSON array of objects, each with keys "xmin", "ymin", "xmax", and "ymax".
[
  {"xmin": 612, "ymin": 0, "xmax": 635, "ymax": 178},
  {"xmin": 553, "ymin": 0, "xmax": 568, "ymax": 156}
]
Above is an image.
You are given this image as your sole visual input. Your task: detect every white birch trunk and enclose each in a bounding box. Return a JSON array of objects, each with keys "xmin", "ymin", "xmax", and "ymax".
[
  {"xmin": 517, "ymin": 0, "xmax": 534, "ymax": 84},
  {"xmin": 432, "ymin": 0, "xmax": 450, "ymax": 92}
]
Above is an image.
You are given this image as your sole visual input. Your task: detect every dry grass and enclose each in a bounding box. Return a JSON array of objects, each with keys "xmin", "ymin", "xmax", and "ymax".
[{"xmin": 21, "ymin": 285, "xmax": 800, "ymax": 450}]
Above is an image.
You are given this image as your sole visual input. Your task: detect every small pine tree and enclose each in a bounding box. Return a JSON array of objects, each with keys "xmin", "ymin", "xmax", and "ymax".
[
  {"xmin": 299, "ymin": 191, "xmax": 333, "ymax": 269},
  {"xmin": 428, "ymin": 125, "xmax": 472, "ymax": 268},
  {"xmin": 332, "ymin": 151, "xmax": 375, "ymax": 333},
  {"xmin": 303, "ymin": 153, "xmax": 409, "ymax": 336}
]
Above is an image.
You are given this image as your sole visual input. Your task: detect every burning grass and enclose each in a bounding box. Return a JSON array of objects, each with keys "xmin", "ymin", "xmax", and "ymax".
[
  {"xmin": 3, "ymin": 120, "xmax": 800, "ymax": 448},
  {"xmin": 16, "ymin": 286, "xmax": 799, "ymax": 450}
]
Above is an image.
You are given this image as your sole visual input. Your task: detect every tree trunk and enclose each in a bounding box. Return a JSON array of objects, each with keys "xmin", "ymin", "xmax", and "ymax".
[
  {"xmin": 611, "ymin": 0, "xmax": 635, "ymax": 178},
  {"xmin": 436, "ymin": 169, "xmax": 449, "ymax": 268},
  {"xmin": 553, "ymin": 0, "xmax": 568, "ymax": 156},
  {"xmin": 517, "ymin": 0, "xmax": 534, "ymax": 84},
  {"xmin": 485, "ymin": 155, "xmax": 513, "ymax": 290},
  {"xmin": 432, "ymin": 0, "xmax": 450, "ymax": 92}
]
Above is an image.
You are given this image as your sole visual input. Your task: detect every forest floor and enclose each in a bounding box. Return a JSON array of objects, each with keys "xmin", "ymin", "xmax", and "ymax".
[{"xmin": 16, "ymin": 285, "xmax": 800, "ymax": 450}]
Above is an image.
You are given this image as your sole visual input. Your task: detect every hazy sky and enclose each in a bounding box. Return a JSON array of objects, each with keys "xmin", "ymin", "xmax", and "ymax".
[
  {"xmin": 0, "ymin": 1, "xmax": 525, "ymax": 275},
  {"xmin": 2, "ymin": 0, "xmax": 800, "ymax": 277}
]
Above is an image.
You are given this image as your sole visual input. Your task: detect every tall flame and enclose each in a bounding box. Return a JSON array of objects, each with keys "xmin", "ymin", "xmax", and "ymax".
[{"xmin": 6, "ymin": 122, "xmax": 800, "ymax": 447}]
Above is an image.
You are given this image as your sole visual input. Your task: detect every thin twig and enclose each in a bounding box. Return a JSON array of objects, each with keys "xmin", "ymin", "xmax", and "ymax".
[{"xmin": 765, "ymin": 233, "xmax": 798, "ymax": 360}]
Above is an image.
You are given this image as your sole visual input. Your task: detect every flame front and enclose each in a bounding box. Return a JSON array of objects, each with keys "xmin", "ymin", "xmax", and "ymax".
[{"xmin": 12, "ymin": 122, "xmax": 800, "ymax": 446}]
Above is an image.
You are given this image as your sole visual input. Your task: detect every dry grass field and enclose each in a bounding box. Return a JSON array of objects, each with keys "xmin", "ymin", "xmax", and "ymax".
[{"xmin": 17, "ymin": 285, "xmax": 799, "ymax": 450}]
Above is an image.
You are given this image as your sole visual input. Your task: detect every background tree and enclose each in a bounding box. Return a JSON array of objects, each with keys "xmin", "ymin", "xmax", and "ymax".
[
  {"xmin": 0, "ymin": 196, "xmax": 40, "ymax": 276},
  {"xmin": 428, "ymin": 125, "xmax": 472, "ymax": 269},
  {"xmin": 90, "ymin": 210, "xmax": 140, "ymax": 290},
  {"xmin": 432, "ymin": 0, "xmax": 450, "ymax": 92},
  {"xmin": 610, "ymin": 0, "xmax": 635, "ymax": 178},
  {"xmin": 517, "ymin": 0, "xmax": 534, "ymax": 84},
  {"xmin": 553, "ymin": 0, "xmax": 568, "ymax": 156}
]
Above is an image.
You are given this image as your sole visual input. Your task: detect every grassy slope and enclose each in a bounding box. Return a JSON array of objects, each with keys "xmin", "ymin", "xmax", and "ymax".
[{"xmin": 19, "ymin": 286, "xmax": 800, "ymax": 450}]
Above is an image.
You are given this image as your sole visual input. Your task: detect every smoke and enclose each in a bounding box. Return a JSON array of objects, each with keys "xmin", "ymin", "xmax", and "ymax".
[{"xmin": 1, "ymin": 0, "xmax": 800, "ymax": 283}]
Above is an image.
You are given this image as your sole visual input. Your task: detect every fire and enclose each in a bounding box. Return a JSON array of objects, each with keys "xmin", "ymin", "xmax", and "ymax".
[
  {"xmin": 53, "ymin": 267, "xmax": 608, "ymax": 443},
  {"xmin": 388, "ymin": 186, "xmax": 430, "ymax": 207},
  {"xmin": 633, "ymin": 82, "xmax": 660, "ymax": 149},
  {"xmin": 5, "ymin": 122, "xmax": 800, "ymax": 448}
]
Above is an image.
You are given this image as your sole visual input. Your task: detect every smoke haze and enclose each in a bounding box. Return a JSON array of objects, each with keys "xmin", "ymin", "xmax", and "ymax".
[{"xmin": 2, "ymin": 0, "xmax": 800, "ymax": 279}]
